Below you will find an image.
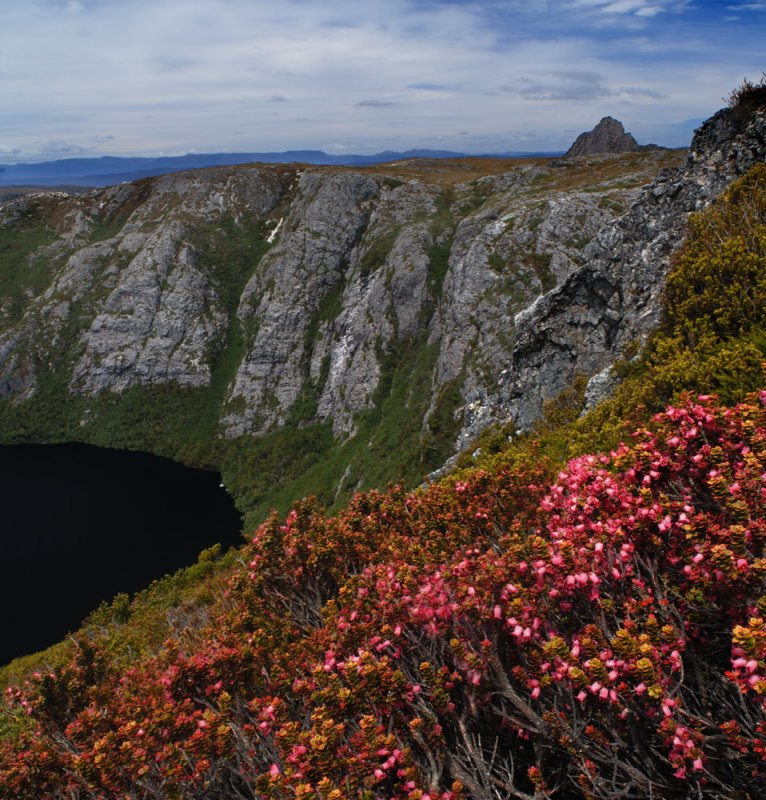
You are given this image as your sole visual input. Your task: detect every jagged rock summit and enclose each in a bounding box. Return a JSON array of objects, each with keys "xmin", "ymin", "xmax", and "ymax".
[{"xmin": 566, "ymin": 116, "xmax": 641, "ymax": 157}]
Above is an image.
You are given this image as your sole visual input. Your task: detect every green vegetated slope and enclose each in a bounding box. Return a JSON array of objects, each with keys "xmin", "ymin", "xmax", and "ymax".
[
  {"xmin": 0, "ymin": 212, "xmax": 463, "ymax": 529},
  {"xmin": 0, "ymin": 213, "xmax": 262, "ymax": 454},
  {"xmin": 0, "ymin": 180, "xmax": 447, "ymax": 517},
  {"xmin": 0, "ymin": 149, "xmax": 684, "ymax": 538},
  {"xmin": 0, "ymin": 149, "xmax": 684, "ymax": 682},
  {"xmin": 2, "ymin": 163, "xmax": 766, "ymax": 798}
]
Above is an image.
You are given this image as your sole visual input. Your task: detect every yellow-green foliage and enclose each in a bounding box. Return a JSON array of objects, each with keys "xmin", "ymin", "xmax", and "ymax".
[{"xmin": 665, "ymin": 166, "xmax": 766, "ymax": 343}]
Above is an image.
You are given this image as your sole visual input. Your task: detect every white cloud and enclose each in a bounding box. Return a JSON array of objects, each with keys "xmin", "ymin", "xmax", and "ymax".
[
  {"xmin": 569, "ymin": 0, "xmax": 673, "ymax": 15},
  {"xmin": 601, "ymin": 0, "xmax": 648, "ymax": 13},
  {"xmin": 0, "ymin": 0, "xmax": 761, "ymax": 158},
  {"xmin": 38, "ymin": 140, "xmax": 88, "ymax": 156},
  {"xmin": 512, "ymin": 70, "xmax": 614, "ymax": 101},
  {"xmin": 571, "ymin": 0, "xmax": 644, "ymax": 10},
  {"xmin": 506, "ymin": 70, "xmax": 667, "ymax": 104}
]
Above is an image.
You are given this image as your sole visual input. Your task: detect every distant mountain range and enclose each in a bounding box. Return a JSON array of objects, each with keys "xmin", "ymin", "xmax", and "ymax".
[{"xmin": 0, "ymin": 148, "xmax": 564, "ymax": 188}]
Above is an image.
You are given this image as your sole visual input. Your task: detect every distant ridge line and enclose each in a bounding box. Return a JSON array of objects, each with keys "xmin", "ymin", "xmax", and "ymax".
[{"xmin": 0, "ymin": 149, "xmax": 566, "ymax": 188}]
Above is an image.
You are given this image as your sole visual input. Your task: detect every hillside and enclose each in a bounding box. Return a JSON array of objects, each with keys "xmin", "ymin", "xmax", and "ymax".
[
  {"xmin": 0, "ymin": 148, "xmax": 689, "ymax": 529},
  {"xmin": 0, "ymin": 150, "xmax": 564, "ymax": 188},
  {"xmin": 2, "ymin": 151, "xmax": 766, "ymax": 797},
  {"xmin": 2, "ymin": 89, "xmax": 766, "ymax": 795},
  {"xmin": 0, "ymin": 101, "xmax": 763, "ymax": 532}
]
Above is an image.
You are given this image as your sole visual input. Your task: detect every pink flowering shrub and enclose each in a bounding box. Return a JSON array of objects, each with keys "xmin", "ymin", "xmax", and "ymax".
[{"xmin": 1, "ymin": 392, "xmax": 766, "ymax": 799}]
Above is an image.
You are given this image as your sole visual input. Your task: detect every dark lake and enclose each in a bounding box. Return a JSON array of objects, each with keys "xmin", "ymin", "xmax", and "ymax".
[{"xmin": 1, "ymin": 443, "xmax": 243, "ymax": 665}]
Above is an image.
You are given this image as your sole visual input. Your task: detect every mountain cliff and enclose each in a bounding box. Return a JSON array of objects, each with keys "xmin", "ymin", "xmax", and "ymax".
[
  {"xmin": 4, "ymin": 151, "xmax": 766, "ymax": 795},
  {"xmin": 4, "ymin": 90, "xmax": 766, "ymax": 798},
  {"xmin": 1, "ymin": 105, "xmax": 764, "ymax": 521}
]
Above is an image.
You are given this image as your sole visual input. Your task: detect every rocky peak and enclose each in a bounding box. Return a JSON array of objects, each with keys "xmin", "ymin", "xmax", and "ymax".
[{"xmin": 566, "ymin": 116, "xmax": 640, "ymax": 157}]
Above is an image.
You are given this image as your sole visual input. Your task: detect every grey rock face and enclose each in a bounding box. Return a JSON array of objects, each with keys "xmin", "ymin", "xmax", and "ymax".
[
  {"xmin": 583, "ymin": 366, "xmax": 620, "ymax": 413},
  {"xmin": 0, "ymin": 104, "xmax": 762, "ymax": 466},
  {"xmin": 0, "ymin": 331, "xmax": 35, "ymax": 399},
  {"xmin": 313, "ymin": 222, "xmax": 435, "ymax": 436},
  {"xmin": 71, "ymin": 224, "xmax": 226, "ymax": 393},
  {"xmin": 566, "ymin": 117, "xmax": 641, "ymax": 157},
  {"xmin": 221, "ymin": 174, "xmax": 442, "ymax": 437},
  {"xmin": 221, "ymin": 172, "xmax": 382, "ymax": 436},
  {"xmin": 0, "ymin": 169, "xmax": 290, "ymax": 406},
  {"xmin": 496, "ymin": 106, "xmax": 766, "ymax": 434}
]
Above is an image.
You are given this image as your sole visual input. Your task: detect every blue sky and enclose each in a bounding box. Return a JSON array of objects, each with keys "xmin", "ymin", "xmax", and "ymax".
[{"xmin": 0, "ymin": 0, "xmax": 763, "ymax": 162}]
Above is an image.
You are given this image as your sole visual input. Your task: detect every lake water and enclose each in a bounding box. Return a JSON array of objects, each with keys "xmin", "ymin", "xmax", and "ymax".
[{"xmin": 1, "ymin": 443, "xmax": 243, "ymax": 664}]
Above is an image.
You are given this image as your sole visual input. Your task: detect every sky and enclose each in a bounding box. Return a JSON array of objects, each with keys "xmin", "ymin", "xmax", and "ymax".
[{"xmin": 0, "ymin": 0, "xmax": 764, "ymax": 163}]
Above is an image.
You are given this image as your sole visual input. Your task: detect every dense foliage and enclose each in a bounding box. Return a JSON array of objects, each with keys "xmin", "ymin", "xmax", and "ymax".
[{"xmin": 2, "ymin": 389, "xmax": 766, "ymax": 799}]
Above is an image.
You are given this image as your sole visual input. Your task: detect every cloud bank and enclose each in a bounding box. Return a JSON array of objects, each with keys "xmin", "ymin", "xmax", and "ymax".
[{"xmin": 0, "ymin": 0, "xmax": 763, "ymax": 162}]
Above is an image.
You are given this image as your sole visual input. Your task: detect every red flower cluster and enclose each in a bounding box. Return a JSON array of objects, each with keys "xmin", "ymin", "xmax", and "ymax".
[{"xmin": 2, "ymin": 392, "xmax": 766, "ymax": 799}]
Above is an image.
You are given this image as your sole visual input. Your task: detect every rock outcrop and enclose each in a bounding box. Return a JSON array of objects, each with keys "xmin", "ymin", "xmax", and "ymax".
[
  {"xmin": 491, "ymin": 105, "xmax": 766, "ymax": 434},
  {"xmin": 566, "ymin": 116, "xmax": 641, "ymax": 157}
]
